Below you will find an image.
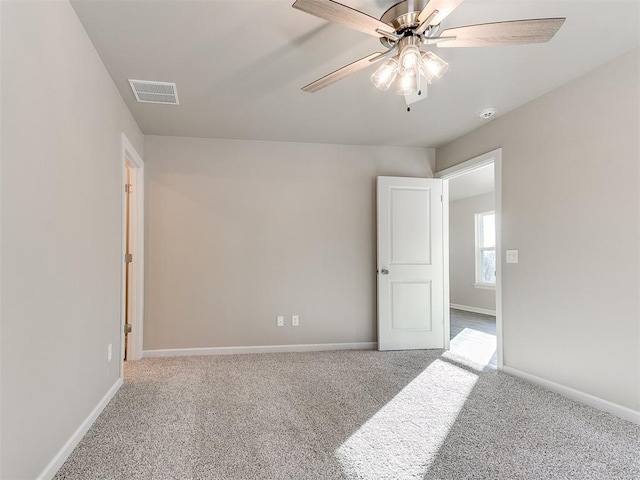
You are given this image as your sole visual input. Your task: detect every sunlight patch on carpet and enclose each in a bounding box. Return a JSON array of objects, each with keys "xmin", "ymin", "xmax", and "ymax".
[
  {"xmin": 449, "ymin": 327, "xmax": 497, "ymax": 367},
  {"xmin": 334, "ymin": 359, "xmax": 478, "ymax": 480}
]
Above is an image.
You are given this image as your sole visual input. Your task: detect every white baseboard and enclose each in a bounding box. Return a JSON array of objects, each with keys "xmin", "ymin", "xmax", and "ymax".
[
  {"xmin": 501, "ymin": 365, "xmax": 640, "ymax": 425},
  {"xmin": 143, "ymin": 342, "xmax": 378, "ymax": 358},
  {"xmin": 38, "ymin": 377, "xmax": 123, "ymax": 480},
  {"xmin": 450, "ymin": 303, "xmax": 496, "ymax": 316}
]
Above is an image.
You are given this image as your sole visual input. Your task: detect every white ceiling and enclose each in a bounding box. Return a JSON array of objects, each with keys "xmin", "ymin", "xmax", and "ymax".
[
  {"xmin": 448, "ymin": 163, "xmax": 494, "ymax": 202},
  {"xmin": 71, "ymin": 0, "xmax": 639, "ymax": 147}
]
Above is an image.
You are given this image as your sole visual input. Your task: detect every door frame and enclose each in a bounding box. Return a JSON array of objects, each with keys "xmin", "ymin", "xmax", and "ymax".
[
  {"xmin": 435, "ymin": 148, "xmax": 503, "ymax": 369},
  {"xmin": 120, "ymin": 133, "xmax": 145, "ymax": 375}
]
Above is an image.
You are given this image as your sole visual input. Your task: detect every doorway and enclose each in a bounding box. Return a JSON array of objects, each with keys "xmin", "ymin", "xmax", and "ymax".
[
  {"xmin": 437, "ymin": 149, "xmax": 503, "ymax": 369},
  {"xmin": 120, "ymin": 134, "xmax": 145, "ymax": 375}
]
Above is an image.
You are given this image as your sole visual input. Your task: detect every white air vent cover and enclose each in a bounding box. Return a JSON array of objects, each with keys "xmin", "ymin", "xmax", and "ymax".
[{"xmin": 129, "ymin": 80, "xmax": 179, "ymax": 105}]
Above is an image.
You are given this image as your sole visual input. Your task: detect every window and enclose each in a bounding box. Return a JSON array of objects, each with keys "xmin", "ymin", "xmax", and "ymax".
[{"xmin": 475, "ymin": 211, "xmax": 496, "ymax": 287}]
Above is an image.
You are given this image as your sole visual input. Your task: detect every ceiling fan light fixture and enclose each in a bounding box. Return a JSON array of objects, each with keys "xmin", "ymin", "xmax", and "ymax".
[
  {"xmin": 421, "ymin": 51, "xmax": 449, "ymax": 82},
  {"xmin": 396, "ymin": 70, "xmax": 420, "ymax": 96},
  {"xmin": 399, "ymin": 44, "xmax": 422, "ymax": 76},
  {"xmin": 371, "ymin": 58, "xmax": 399, "ymax": 91}
]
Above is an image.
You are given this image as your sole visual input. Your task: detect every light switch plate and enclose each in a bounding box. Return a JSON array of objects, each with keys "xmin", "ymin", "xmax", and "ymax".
[
  {"xmin": 276, "ymin": 316, "xmax": 284, "ymax": 327},
  {"xmin": 506, "ymin": 250, "xmax": 519, "ymax": 264}
]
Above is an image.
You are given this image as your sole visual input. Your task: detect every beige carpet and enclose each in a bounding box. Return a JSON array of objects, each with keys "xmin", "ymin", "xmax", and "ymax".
[{"xmin": 54, "ymin": 350, "xmax": 640, "ymax": 479}]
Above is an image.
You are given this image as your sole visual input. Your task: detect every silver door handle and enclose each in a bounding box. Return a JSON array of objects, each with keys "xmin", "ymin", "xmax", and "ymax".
[{"xmin": 380, "ymin": 268, "xmax": 389, "ymax": 275}]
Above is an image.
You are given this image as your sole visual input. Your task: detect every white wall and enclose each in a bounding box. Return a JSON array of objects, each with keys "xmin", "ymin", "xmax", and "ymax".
[
  {"xmin": 0, "ymin": 2, "xmax": 143, "ymax": 478},
  {"xmin": 449, "ymin": 192, "xmax": 496, "ymax": 312},
  {"xmin": 144, "ymin": 136, "xmax": 434, "ymax": 351},
  {"xmin": 436, "ymin": 48, "xmax": 639, "ymax": 413}
]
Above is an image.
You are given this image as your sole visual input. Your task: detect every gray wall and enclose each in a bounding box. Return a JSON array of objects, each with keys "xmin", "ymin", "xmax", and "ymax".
[
  {"xmin": 144, "ymin": 136, "xmax": 434, "ymax": 351},
  {"xmin": 0, "ymin": 2, "xmax": 143, "ymax": 478},
  {"xmin": 437, "ymin": 48, "xmax": 639, "ymax": 412},
  {"xmin": 449, "ymin": 192, "xmax": 496, "ymax": 312}
]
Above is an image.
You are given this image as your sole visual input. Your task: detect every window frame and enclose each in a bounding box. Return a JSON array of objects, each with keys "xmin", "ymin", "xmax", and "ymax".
[{"xmin": 474, "ymin": 210, "xmax": 496, "ymax": 289}]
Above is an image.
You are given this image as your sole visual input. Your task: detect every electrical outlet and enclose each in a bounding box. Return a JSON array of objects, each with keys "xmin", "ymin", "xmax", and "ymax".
[
  {"xmin": 107, "ymin": 344, "xmax": 112, "ymax": 362},
  {"xmin": 277, "ymin": 316, "xmax": 284, "ymax": 327},
  {"xmin": 506, "ymin": 249, "xmax": 519, "ymax": 264},
  {"xmin": 292, "ymin": 315, "xmax": 299, "ymax": 327}
]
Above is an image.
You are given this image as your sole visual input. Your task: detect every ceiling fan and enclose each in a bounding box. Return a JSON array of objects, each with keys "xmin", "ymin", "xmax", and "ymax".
[{"xmin": 292, "ymin": 0, "xmax": 565, "ymax": 108}]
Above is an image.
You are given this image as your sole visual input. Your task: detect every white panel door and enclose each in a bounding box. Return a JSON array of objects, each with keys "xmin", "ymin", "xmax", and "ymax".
[{"xmin": 377, "ymin": 176, "xmax": 444, "ymax": 350}]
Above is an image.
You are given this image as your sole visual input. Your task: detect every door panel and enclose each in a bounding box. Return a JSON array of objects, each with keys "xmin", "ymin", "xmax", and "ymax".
[
  {"xmin": 391, "ymin": 281, "xmax": 432, "ymax": 330},
  {"xmin": 378, "ymin": 177, "xmax": 444, "ymax": 351},
  {"xmin": 390, "ymin": 187, "xmax": 431, "ymax": 264}
]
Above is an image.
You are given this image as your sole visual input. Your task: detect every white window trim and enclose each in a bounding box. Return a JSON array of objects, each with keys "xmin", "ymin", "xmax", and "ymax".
[
  {"xmin": 475, "ymin": 210, "xmax": 496, "ymax": 288},
  {"xmin": 473, "ymin": 283, "xmax": 496, "ymax": 290}
]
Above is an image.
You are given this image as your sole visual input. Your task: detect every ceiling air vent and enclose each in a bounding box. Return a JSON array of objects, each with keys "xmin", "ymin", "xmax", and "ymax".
[{"xmin": 128, "ymin": 79, "xmax": 179, "ymax": 105}]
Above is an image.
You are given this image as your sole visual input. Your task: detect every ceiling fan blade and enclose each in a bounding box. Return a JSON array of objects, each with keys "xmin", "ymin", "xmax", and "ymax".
[
  {"xmin": 438, "ymin": 18, "xmax": 566, "ymax": 48},
  {"xmin": 416, "ymin": 0, "xmax": 464, "ymax": 30},
  {"xmin": 421, "ymin": 36, "xmax": 457, "ymax": 45},
  {"xmin": 302, "ymin": 49, "xmax": 395, "ymax": 93},
  {"xmin": 293, "ymin": 0, "xmax": 392, "ymax": 38}
]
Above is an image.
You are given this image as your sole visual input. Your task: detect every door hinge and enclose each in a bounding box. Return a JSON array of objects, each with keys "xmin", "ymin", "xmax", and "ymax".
[
  {"xmin": 440, "ymin": 195, "xmax": 443, "ymax": 202},
  {"xmin": 125, "ymin": 253, "xmax": 133, "ymax": 263},
  {"xmin": 125, "ymin": 184, "xmax": 133, "ymax": 193},
  {"xmin": 124, "ymin": 323, "xmax": 132, "ymax": 334}
]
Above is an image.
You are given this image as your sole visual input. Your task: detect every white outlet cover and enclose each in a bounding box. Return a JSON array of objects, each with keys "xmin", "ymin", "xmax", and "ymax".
[
  {"xmin": 277, "ymin": 316, "xmax": 284, "ymax": 327},
  {"xmin": 292, "ymin": 315, "xmax": 299, "ymax": 326},
  {"xmin": 506, "ymin": 250, "xmax": 519, "ymax": 264}
]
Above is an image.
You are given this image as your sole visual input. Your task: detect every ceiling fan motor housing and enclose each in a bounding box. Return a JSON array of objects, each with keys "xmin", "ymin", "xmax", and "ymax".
[{"xmin": 380, "ymin": 0, "xmax": 440, "ymax": 47}]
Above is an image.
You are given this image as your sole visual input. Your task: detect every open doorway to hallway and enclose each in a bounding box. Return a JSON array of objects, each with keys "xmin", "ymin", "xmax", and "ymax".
[
  {"xmin": 120, "ymin": 134, "xmax": 145, "ymax": 371},
  {"xmin": 438, "ymin": 151, "xmax": 501, "ymax": 369}
]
